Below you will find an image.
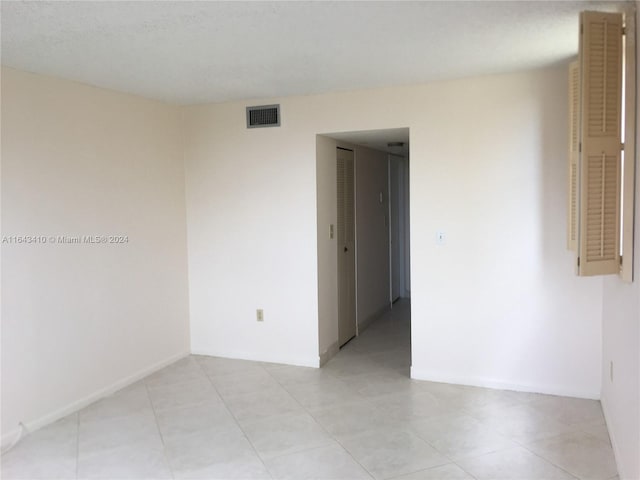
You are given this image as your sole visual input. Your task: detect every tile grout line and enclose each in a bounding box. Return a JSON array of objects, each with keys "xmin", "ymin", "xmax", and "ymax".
[
  {"xmin": 406, "ymin": 414, "xmax": 514, "ymax": 479},
  {"xmin": 195, "ymin": 358, "xmax": 275, "ymax": 479},
  {"xmin": 519, "ymin": 446, "xmax": 581, "ymax": 480},
  {"xmin": 143, "ymin": 380, "xmax": 176, "ymax": 480},
  {"xmin": 408, "ymin": 429, "xmax": 479, "ymax": 479},
  {"xmin": 262, "ymin": 359, "xmax": 376, "ymax": 479},
  {"xmin": 515, "ymin": 431, "xmax": 609, "ymax": 480},
  {"xmin": 75, "ymin": 412, "xmax": 80, "ymax": 480},
  {"xmin": 265, "ymin": 342, "xmax": 426, "ymax": 479}
]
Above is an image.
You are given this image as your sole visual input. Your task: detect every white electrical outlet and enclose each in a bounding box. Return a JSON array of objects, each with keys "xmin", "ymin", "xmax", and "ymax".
[{"xmin": 256, "ymin": 309, "xmax": 264, "ymax": 322}]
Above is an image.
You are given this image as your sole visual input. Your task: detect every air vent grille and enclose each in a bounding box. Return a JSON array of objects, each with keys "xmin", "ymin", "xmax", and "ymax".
[{"xmin": 246, "ymin": 104, "xmax": 280, "ymax": 128}]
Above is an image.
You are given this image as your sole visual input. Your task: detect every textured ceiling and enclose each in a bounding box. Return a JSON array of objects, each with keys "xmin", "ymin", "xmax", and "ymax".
[{"xmin": 1, "ymin": 1, "xmax": 630, "ymax": 105}]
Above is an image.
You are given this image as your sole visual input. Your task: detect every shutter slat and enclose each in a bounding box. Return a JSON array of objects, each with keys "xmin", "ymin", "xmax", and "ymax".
[{"xmin": 578, "ymin": 11, "xmax": 622, "ymax": 276}]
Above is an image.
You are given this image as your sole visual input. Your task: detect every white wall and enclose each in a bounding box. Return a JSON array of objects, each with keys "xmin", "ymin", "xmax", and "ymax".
[
  {"xmin": 408, "ymin": 68, "xmax": 603, "ymax": 398},
  {"xmin": 355, "ymin": 146, "xmax": 390, "ymax": 328},
  {"xmin": 1, "ymin": 68, "xmax": 190, "ymax": 444},
  {"xmin": 184, "ymin": 66, "xmax": 604, "ymax": 397},
  {"xmin": 599, "ymin": 26, "xmax": 640, "ymax": 476},
  {"xmin": 601, "ymin": 270, "xmax": 640, "ymax": 480},
  {"xmin": 183, "ymin": 103, "xmax": 320, "ymax": 367}
]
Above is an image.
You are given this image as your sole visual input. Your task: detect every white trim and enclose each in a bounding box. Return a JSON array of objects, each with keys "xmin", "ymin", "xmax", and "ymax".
[
  {"xmin": 319, "ymin": 341, "xmax": 340, "ymax": 367},
  {"xmin": 410, "ymin": 367, "xmax": 600, "ymax": 400},
  {"xmin": 191, "ymin": 348, "xmax": 319, "ymax": 369},
  {"xmin": 0, "ymin": 351, "xmax": 189, "ymax": 450}
]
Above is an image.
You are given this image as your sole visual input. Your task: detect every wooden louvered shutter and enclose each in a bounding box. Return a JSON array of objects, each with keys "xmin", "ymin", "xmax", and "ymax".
[
  {"xmin": 568, "ymin": 60, "xmax": 580, "ymax": 251},
  {"xmin": 578, "ymin": 11, "xmax": 623, "ymax": 276}
]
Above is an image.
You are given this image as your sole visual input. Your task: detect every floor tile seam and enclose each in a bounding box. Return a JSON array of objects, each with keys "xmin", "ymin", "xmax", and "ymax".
[
  {"xmin": 377, "ymin": 451, "xmax": 452, "ymax": 480},
  {"xmin": 275, "ymin": 378, "xmax": 372, "ymax": 409},
  {"xmin": 456, "ymin": 410, "xmax": 560, "ymax": 439},
  {"xmin": 330, "ymin": 420, "xmax": 424, "ymax": 446},
  {"xmin": 261, "ymin": 442, "xmax": 373, "ymax": 480},
  {"xmin": 331, "ymin": 424, "xmax": 454, "ymax": 478},
  {"xmin": 145, "ymin": 375, "xmax": 212, "ymax": 393},
  {"xmin": 381, "ymin": 462, "xmax": 452, "ymax": 480},
  {"xmin": 570, "ymin": 429, "xmax": 616, "ymax": 448},
  {"xmin": 316, "ymin": 433, "xmax": 376, "ymax": 480},
  {"xmin": 522, "ymin": 430, "xmax": 619, "ymax": 479},
  {"xmin": 262, "ymin": 360, "xmax": 348, "ymax": 423},
  {"xmin": 515, "ymin": 436, "xmax": 585, "ymax": 480},
  {"xmin": 75, "ymin": 413, "xmax": 80, "ymax": 480},
  {"xmin": 262, "ymin": 359, "xmax": 382, "ymax": 411},
  {"xmin": 263, "ymin": 365, "xmax": 376, "ymax": 479},
  {"xmin": 446, "ymin": 461, "xmax": 480, "ymax": 480},
  {"xmin": 151, "ymin": 397, "xmax": 230, "ymax": 418},
  {"xmin": 409, "ymin": 425, "xmax": 516, "ymax": 467},
  {"xmin": 201, "ymin": 368, "xmax": 275, "ymax": 479},
  {"xmin": 461, "ymin": 403, "xmax": 574, "ymax": 425},
  {"xmin": 254, "ymin": 439, "xmax": 338, "ymax": 464},
  {"xmin": 522, "ymin": 429, "xmax": 609, "ymax": 449},
  {"xmin": 143, "ymin": 381, "xmax": 176, "ymax": 480},
  {"xmin": 383, "ymin": 463, "xmax": 479, "ymax": 480},
  {"xmin": 248, "ymin": 365, "xmax": 303, "ymax": 392},
  {"xmin": 525, "ymin": 409, "xmax": 603, "ymax": 431}
]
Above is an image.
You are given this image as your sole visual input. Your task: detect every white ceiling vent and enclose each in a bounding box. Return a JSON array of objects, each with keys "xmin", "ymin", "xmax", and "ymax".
[{"xmin": 246, "ymin": 104, "xmax": 280, "ymax": 128}]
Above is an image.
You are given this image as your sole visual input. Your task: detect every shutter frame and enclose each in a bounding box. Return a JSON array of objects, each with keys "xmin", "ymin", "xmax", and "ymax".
[
  {"xmin": 578, "ymin": 11, "xmax": 623, "ymax": 276},
  {"xmin": 621, "ymin": 9, "xmax": 636, "ymax": 283}
]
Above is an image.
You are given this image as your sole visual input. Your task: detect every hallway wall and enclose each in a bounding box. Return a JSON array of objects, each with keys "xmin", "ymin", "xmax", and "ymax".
[{"xmin": 355, "ymin": 146, "xmax": 390, "ymax": 330}]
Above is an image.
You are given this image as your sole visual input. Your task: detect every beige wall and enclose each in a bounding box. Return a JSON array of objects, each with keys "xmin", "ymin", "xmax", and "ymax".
[
  {"xmin": 1, "ymin": 68, "xmax": 190, "ymax": 442},
  {"xmin": 184, "ymin": 65, "xmax": 604, "ymax": 397}
]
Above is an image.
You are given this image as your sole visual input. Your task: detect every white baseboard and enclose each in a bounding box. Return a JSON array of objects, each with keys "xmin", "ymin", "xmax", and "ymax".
[
  {"xmin": 1, "ymin": 351, "xmax": 189, "ymax": 450},
  {"xmin": 410, "ymin": 367, "xmax": 600, "ymax": 400},
  {"xmin": 319, "ymin": 341, "xmax": 339, "ymax": 367},
  {"xmin": 191, "ymin": 348, "xmax": 319, "ymax": 369}
]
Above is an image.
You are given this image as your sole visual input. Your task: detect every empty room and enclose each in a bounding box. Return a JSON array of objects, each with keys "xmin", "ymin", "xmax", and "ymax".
[{"xmin": 1, "ymin": 1, "xmax": 639, "ymax": 479}]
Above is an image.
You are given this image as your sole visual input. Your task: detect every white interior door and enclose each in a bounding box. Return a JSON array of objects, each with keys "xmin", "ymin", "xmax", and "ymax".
[{"xmin": 337, "ymin": 148, "xmax": 356, "ymax": 347}]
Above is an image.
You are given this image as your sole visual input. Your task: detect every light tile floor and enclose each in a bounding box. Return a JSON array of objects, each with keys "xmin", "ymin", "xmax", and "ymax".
[{"xmin": 1, "ymin": 300, "xmax": 618, "ymax": 479}]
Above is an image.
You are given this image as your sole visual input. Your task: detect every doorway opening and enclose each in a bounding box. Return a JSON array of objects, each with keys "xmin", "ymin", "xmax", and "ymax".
[{"xmin": 316, "ymin": 128, "xmax": 411, "ymax": 373}]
